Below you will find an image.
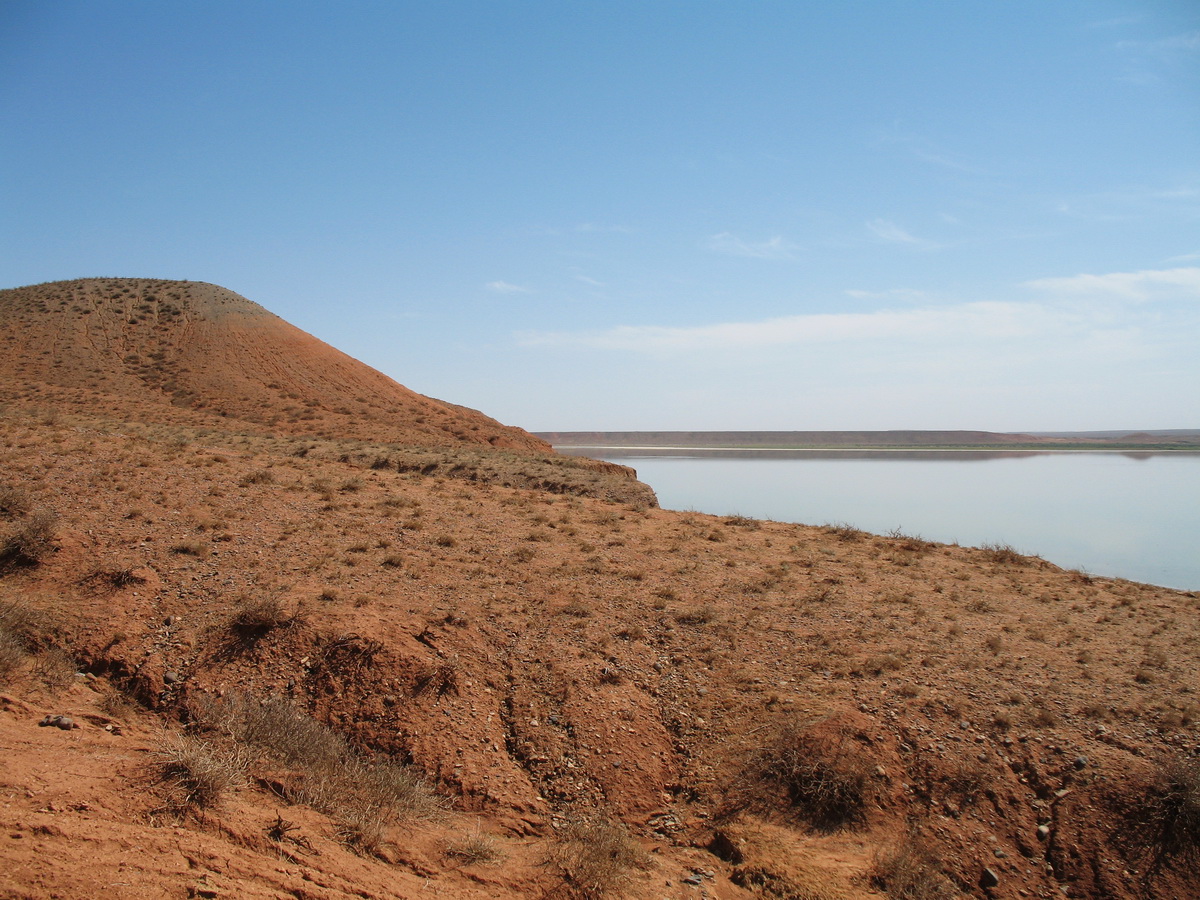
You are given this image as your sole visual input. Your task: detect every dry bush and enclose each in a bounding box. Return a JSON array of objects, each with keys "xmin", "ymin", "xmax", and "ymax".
[
  {"xmin": 446, "ymin": 825, "xmax": 505, "ymax": 865},
  {"xmin": 197, "ymin": 694, "xmax": 344, "ymax": 771},
  {"xmin": 1134, "ymin": 755, "xmax": 1200, "ymax": 870},
  {"xmin": 228, "ymin": 596, "xmax": 301, "ymax": 638},
  {"xmin": 544, "ymin": 816, "xmax": 647, "ymax": 900},
  {"xmin": 0, "ymin": 628, "xmax": 24, "ymax": 684},
  {"xmin": 0, "ymin": 508, "xmax": 57, "ymax": 568},
  {"xmin": 675, "ymin": 603, "xmax": 717, "ymax": 626},
  {"xmin": 32, "ymin": 647, "xmax": 76, "ymax": 693},
  {"xmin": 750, "ymin": 719, "xmax": 875, "ymax": 830},
  {"xmin": 155, "ymin": 735, "xmax": 245, "ymax": 809},
  {"xmin": 0, "ymin": 484, "xmax": 32, "ymax": 518},
  {"xmin": 725, "ymin": 514, "xmax": 761, "ymax": 529},
  {"xmin": 872, "ymin": 833, "xmax": 957, "ymax": 900},
  {"xmin": 979, "ymin": 542, "xmax": 1024, "ymax": 565},
  {"xmin": 825, "ymin": 523, "xmax": 865, "ymax": 542},
  {"xmin": 193, "ymin": 693, "xmax": 444, "ymax": 847},
  {"xmin": 0, "ymin": 600, "xmax": 59, "ymax": 668}
]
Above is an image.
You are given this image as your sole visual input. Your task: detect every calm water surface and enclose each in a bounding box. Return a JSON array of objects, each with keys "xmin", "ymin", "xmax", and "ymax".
[{"xmin": 571, "ymin": 451, "xmax": 1200, "ymax": 590}]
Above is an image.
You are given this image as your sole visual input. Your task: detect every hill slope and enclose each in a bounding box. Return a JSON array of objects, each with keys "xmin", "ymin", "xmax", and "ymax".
[{"xmin": 0, "ymin": 278, "xmax": 549, "ymax": 450}]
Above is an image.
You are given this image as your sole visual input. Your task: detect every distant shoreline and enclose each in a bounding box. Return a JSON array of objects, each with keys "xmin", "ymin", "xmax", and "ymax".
[
  {"xmin": 554, "ymin": 444, "xmax": 1200, "ymax": 453},
  {"xmin": 538, "ymin": 429, "xmax": 1200, "ymax": 454}
]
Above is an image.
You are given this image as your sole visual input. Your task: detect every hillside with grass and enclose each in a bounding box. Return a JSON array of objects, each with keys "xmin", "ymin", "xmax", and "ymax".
[{"xmin": 1, "ymin": 279, "xmax": 1198, "ymax": 900}]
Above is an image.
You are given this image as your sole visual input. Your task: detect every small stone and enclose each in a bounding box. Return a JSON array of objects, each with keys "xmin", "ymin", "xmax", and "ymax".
[
  {"xmin": 163, "ymin": 671, "xmax": 179, "ymax": 684},
  {"xmin": 994, "ymin": 849, "xmax": 1008, "ymax": 858},
  {"xmin": 1073, "ymin": 755, "xmax": 1088, "ymax": 770},
  {"xmin": 38, "ymin": 715, "xmax": 56, "ymax": 727},
  {"xmin": 1037, "ymin": 825, "xmax": 1051, "ymax": 841},
  {"xmin": 55, "ymin": 716, "xmax": 74, "ymax": 730},
  {"xmin": 683, "ymin": 874, "xmax": 703, "ymax": 885},
  {"xmin": 980, "ymin": 867, "xmax": 1000, "ymax": 888}
]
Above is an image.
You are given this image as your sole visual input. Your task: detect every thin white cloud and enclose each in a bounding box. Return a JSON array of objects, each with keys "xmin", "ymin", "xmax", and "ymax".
[
  {"xmin": 1022, "ymin": 267, "xmax": 1200, "ymax": 301},
  {"xmin": 1117, "ymin": 31, "xmax": 1200, "ymax": 54},
  {"xmin": 875, "ymin": 129, "xmax": 985, "ymax": 175},
  {"xmin": 867, "ymin": 219, "xmax": 939, "ymax": 249},
  {"xmin": 575, "ymin": 223, "xmax": 633, "ymax": 234},
  {"xmin": 574, "ymin": 274, "xmax": 605, "ymax": 287},
  {"xmin": 706, "ymin": 232, "xmax": 799, "ymax": 260},
  {"xmin": 485, "ymin": 280, "xmax": 530, "ymax": 294},
  {"xmin": 844, "ymin": 288, "xmax": 930, "ymax": 303},
  {"xmin": 519, "ymin": 266, "xmax": 1199, "ymax": 355},
  {"xmin": 519, "ymin": 301, "xmax": 1066, "ymax": 353},
  {"xmin": 1165, "ymin": 251, "xmax": 1200, "ymax": 263}
]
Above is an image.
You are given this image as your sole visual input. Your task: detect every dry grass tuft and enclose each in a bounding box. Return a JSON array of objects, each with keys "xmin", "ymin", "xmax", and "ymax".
[
  {"xmin": 749, "ymin": 719, "xmax": 876, "ymax": 830},
  {"xmin": 445, "ymin": 825, "xmax": 506, "ymax": 866},
  {"xmin": 155, "ymin": 735, "xmax": 245, "ymax": 809},
  {"xmin": 193, "ymin": 693, "xmax": 444, "ymax": 852},
  {"xmin": 1136, "ymin": 755, "xmax": 1200, "ymax": 870},
  {"xmin": 979, "ymin": 542, "xmax": 1025, "ymax": 565},
  {"xmin": 228, "ymin": 596, "xmax": 301, "ymax": 638},
  {"xmin": 0, "ymin": 628, "xmax": 24, "ymax": 684},
  {"xmin": 871, "ymin": 832, "xmax": 957, "ymax": 900},
  {"xmin": 543, "ymin": 816, "xmax": 647, "ymax": 899},
  {"xmin": 0, "ymin": 508, "xmax": 57, "ymax": 568}
]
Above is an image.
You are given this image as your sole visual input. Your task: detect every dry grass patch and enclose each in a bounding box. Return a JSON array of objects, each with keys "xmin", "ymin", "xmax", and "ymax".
[
  {"xmin": 154, "ymin": 734, "xmax": 246, "ymax": 810},
  {"xmin": 0, "ymin": 507, "xmax": 57, "ymax": 569},
  {"xmin": 193, "ymin": 693, "xmax": 444, "ymax": 852},
  {"xmin": 871, "ymin": 832, "xmax": 957, "ymax": 899},
  {"xmin": 1132, "ymin": 754, "xmax": 1200, "ymax": 871},
  {"xmin": 445, "ymin": 825, "xmax": 506, "ymax": 866},
  {"xmin": 543, "ymin": 816, "xmax": 647, "ymax": 899},
  {"xmin": 744, "ymin": 717, "xmax": 877, "ymax": 831}
]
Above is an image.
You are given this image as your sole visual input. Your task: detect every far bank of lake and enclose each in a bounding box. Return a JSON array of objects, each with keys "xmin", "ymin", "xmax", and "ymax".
[{"xmin": 560, "ymin": 448, "xmax": 1200, "ymax": 591}]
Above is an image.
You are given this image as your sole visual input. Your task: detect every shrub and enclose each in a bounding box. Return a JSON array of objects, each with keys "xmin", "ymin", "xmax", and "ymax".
[
  {"xmin": 32, "ymin": 647, "xmax": 76, "ymax": 693},
  {"xmin": 1137, "ymin": 755, "xmax": 1200, "ymax": 869},
  {"xmin": 0, "ymin": 509, "xmax": 57, "ymax": 568},
  {"xmin": 980, "ymin": 542, "xmax": 1024, "ymax": 565},
  {"xmin": 193, "ymin": 693, "xmax": 444, "ymax": 843},
  {"xmin": 753, "ymin": 719, "xmax": 875, "ymax": 830},
  {"xmin": 826, "ymin": 522, "xmax": 865, "ymax": 542},
  {"xmin": 445, "ymin": 827, "xmax": 505, "ymax": 865},
  {"xmin": 543, "ymin": 816, "xmax": 647, "ymax": 900},
  {"xmin": 228, "ymin": 596, "xmax": 297, "ymax": 638},
  {"xmin": 0, "ymin": 484, "xmax": 31, "ymax": 518},
  {"xmin": 155, "ymin": 735, "xmax": 245, "ymax": 809},
  {"xmin": 0, "ymin": 628, "xmax": 24, "ymax": 684},
  {"xmin": 872, "ymin": 833, "xmax": 957, "ymax": 899}
]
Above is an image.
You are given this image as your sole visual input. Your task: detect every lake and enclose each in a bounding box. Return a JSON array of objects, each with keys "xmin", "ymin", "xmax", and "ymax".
[{"xmin": 561, "ymin": 449, "xmax": 1200, "ymax": 591}]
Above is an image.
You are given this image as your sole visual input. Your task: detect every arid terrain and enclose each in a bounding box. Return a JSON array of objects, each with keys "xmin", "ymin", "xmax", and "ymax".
[{"xmin": 1, "ymin": 279, "xmax": 1198, "ymax": 900}]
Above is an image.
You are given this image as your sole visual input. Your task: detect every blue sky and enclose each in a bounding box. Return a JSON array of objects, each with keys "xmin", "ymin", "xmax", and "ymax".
[{"xmin": 2, "ymin": 1, "xmax": 1197, "ymax": 431}]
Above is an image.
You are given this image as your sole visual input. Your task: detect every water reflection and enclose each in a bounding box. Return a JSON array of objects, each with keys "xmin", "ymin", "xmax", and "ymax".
[{"xmin": 558, "ymin": 449, "xmax": 1200, "ymax": 591}]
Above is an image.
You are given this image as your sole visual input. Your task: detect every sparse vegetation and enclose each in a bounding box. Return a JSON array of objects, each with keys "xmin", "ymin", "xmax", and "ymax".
[
  {"xmin": 871, "ymin": 832, "xmax": 957, "ymax": 900},
  {"xmin": 749, "ymin": 718, "xmax": 876, "ymax": 830},
  {"xmin": 0, "ymin": 507, "xmax": 57, "ymax": 568},
  {"xmin": 155, "ymin": 735, "xmax": 246, "ymax": 809},
  {"xmin": 445, "ymin": 825, "xmax": 505, "ymax": 866},
  {"xmin": 980, "ymin": 542, "xmax": 1024, "ymax": 565},
  {"xmin": 1133, "ymin": 754, "xmax": 1200, "ymax": 870},
  {"xmin": 543, "ymin": 816, "xmax": 647, "ymax": 900},
  {"xmin": 192, "ymin": 693, "xmax": 444, "ymax": 849}
]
